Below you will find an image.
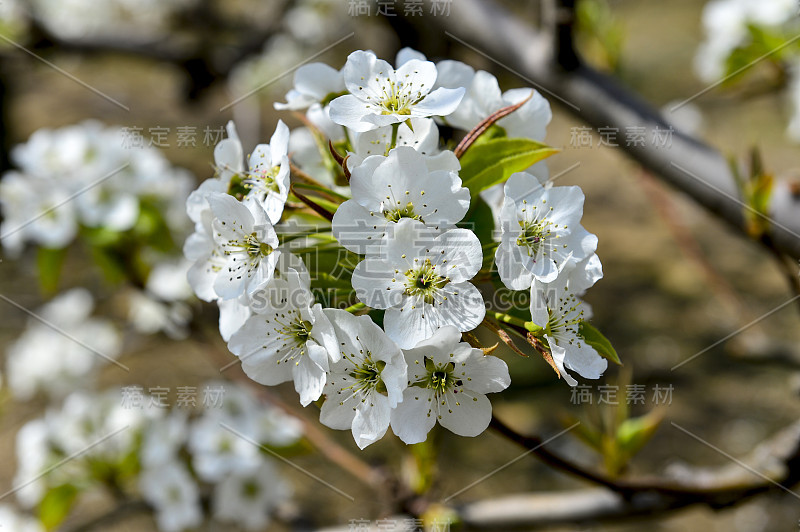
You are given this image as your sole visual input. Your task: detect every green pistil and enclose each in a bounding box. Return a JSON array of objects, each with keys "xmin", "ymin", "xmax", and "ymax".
[
  {"xmin": 516, "ymin": 219, "xmax": 550, "ymax": 257},
  {"xmin": 241, "ymin": 233, "xmax": 273, "ymax": 259},
  {"xmin": 350, "ymin": 359, "xmax": 388, "ymax": 395},
  {"xmin": 415, "ymin": 358, "xmax": 457, "ymax": 395},
  {"xmin": 227, "ymin": 173, "xmax": 249, "ymax": 201},
  {"xmin": 241, "ymin": 479, "xmax": 260, "ymax": 499},
  {"xmin": 379, "ymin": 80, "xmax": 422, "ymax": 115},
  {"xmin": 281, "ymin": 318, "xmax": 313, "ymax": 344},
  {"xmin": 384, "ymin": 201, "xmax": 422, "ymax": 223},
  {"xmin": 404, "ymin": 259, "xmax": 448, "ymax": 304}
]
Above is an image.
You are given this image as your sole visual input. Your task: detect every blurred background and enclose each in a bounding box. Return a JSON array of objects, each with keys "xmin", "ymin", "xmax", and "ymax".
[{"xmin": 1, "ymin": 0, "xmax": 800, "ymax": 530}]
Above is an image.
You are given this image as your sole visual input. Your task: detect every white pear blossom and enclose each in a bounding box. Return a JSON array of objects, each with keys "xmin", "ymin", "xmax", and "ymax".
[
  {"xmin": 210, "ymin": 120, "xmax": 290, "ymax": 224},
  {"xmin": 275, "ymin": 62, "xmax": 345, "ymax": 110},
  {"xmin": 214, "ymin": 120, "xmax": 245, "ymax": 183},
  {"xmin": 197, "ymin": 379, "xmax": 304, "ymax": 446},
  {"xmin": 212, "ymin": 460, "xmax": 291, "ymax": 530},
  {"xmin": 319, "ymin": 309, "xmax": 407, "ymax": 449},
  {"xmin": 128, "ymin": 259, "xmax": 193, "ymax": 339},
  {"xmin": 188, "ymin": 414, "xmax": 262, "ymax": 482},
  {"xmin": 141, "ymin": 411, "xmax": 189, "ymax": 469},
  {"xmin": 351, "ymin": 219, "xmax": 485, "ymax": 349},
  {"xmin": 48, "ymin": 391, "xmax": 146, "ymax": 458},
  {"xmin": 185, "ymin": 193, "xmax": 281, "ymax": 301},
  {"xmin": 0, "ymin": 121, "xmax": 193, "ymax": 255},
  {"xmin": 139, "ymin": 462, "xmax": 202, "ymax": 532},
  {"xmin": 694, "ymin": 0, "xmax": 796, "ymax": 82},
  {"xmin": 243, "ymin": 120, "xmax": 291, "ymax": 224},
  {"xmin": 0, "ymin": 505, "xmax": 44, "ymax": 532},
  {"xmin": 329, "ymin": 50, "xmax": 465, "ymax": 132},
  {"xmin": 530, "ymin": 280, "xmax": 607, "ymax": 386},
  {"xmin": 13, "ymin": 419, "xmax": 51, "ymax": 507},
  {"xmin": 14, "ymin": 391, "xmax": 147, "ymax": 507},
  {"xmin": 332, "ymin": 146, "xmax": 469, "ymax": 255},
  {"xmin": 495, "ymin": 172, "xmax": 597, "ymax": 290},
  {"xmin": 0, "ymin": 171, "xmax": 79, "ymax": 256},
  {"xmin": 390, "ymin": 326, "xmax": 510, "ymax": 444},
  {"xmin": 227, "ymin": 269, "xmax": 339, "ymax": 406},
  {"xmin": 5, "ymin": 289, "xmax": 122, "ymax": 401}
]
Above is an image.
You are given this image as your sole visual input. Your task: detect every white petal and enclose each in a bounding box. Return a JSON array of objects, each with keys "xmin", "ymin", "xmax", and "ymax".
[
  {"xmin": 395, "ymin": 59, "xmax": 438, "ymax": 93},
  {"xmin": 412, "ymin": 87, "xmax": 466, "ymax": 118},
  {"xmin": 436, "ymin": 282, "xmax": 486, "ymax": 333},
  {"xmin": 294, "ymin": 62, "xmax": 344, "ymax": 101},
  {"xmin": 438, "ymin": 390, "xmax": 492, "ymax": 437},
  {"xmin": 351, "ymin": 258, "xmax": 404, "ymax": 309},
  {"xmin": 293, "ymin": 351, "xmax": 327, "ymax": 406},
  {"xmin": 319, "ymin": 390, "xmax": 357, "ymax": 430},
  {"xmin": 504, "ymin": 172, "xmax": 544, "ymax": 204},
  {"xmin": 390, "ymin": 388, "xmax": 436, "ymax": 444},
  {"xmin": 461, "ymin": 350, "xmax": 511, "ymax": 394},
  {"xmin": 187, "ymin": 254, "xmax": 222, "ymax": 302},
  {"xmin": 214, "ymin": 138, "xmax": 243, "ymax": 182},
  {"xmin": 396, "ymin": 47, "xmax": 427, "ymax": 66},
  {"xmin": 547, "ymin": 336, "xmax": 578, "ymax": 387},
  {"xmin": 496, "ymin": 239, "xmax": 535, "ymax": 291},
  {"xmin": 435, "ymin": 228, "xmax": 482, "ymax": 282},
  {"xmin": 564, "ymin": 341, "xmax": 608, "ymax": 381},
  {"xmin": 331, "ymin": 199, "xmax": 385, "ymax": 255},
  {"xmin": 269, "ymin": 121, "xmax": 290, "ymax": 165},
  {"xmin": 218, "ymin": 297, "xmax": 251, "ymax": 341},
  {"xmin": 351, "ymin": 393, "xmax": 391, "ymax": 449},
  {"xmin": 329, "ymin": 94, "xmax": 374, "ymax": 132}
]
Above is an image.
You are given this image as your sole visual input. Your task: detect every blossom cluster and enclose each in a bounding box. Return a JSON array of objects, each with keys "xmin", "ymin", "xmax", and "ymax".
[
  {"xmin": 4, "ymin": 288, "xmax": 122, "ymax": 401},
  {"xmin": 0, "ymin": 120, "xmax": 193, "ymax": 256},
  {"xmin": 695, "ymin": 0, "xmax": 800, "ymax": 140},
  {"xmin": 184, "ymin": 48, "xmax": 612, "ymax": 449},
  {"xmin": 14, "ymin": 382, "xmax": 299, "ymax": 531}
]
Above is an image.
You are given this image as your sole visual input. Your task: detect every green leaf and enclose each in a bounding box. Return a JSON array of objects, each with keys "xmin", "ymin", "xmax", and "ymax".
[
  {"xmin": 562, "ymin": 414, "xmax": 604, "ymax": 453},
  {"xmin": 578, "ymin": 322, "xmax": 621, "ymax": 365},
  {"xmin": 36, "ymin": 247, "xmax": 67, "ymax": 295},
  {"xmin": 134, "ymin": 199, "xmax": 175, "ymax": 252},
  {"xmin": 459, "ymin": 138, "xmax": 559, "ymax": 199},
  {"xmin": 459, "ymin": 195, "xmax": 495, "ymax": 248},
  {"xmin": 616, "ymin": 410, "xmax": 663, "ymax": 459},
  {"xmin": 38, "ymin": 484, "xmax": 79, "ymax": 530}
]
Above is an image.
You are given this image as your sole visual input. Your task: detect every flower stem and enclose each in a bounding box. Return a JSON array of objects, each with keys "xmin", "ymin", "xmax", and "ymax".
[
  {"xmin": 388, "ymin": 122, "xmax": 401, "ymax": 153},
  {"xmin": 489, "ymin": 311, "xmax": 543, "ymax": 334},
  {"xmin": 345, "ymin": 302, "xmax": 366, "ymax": 313}
]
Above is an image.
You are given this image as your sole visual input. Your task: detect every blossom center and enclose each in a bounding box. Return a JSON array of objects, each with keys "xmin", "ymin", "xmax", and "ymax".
[
  {"xmin": 423, "ymin": 358, "xmax": 457, "ymax": 395},
  {"xmin": 349, "ymin": 357, "xmax": 388, "ymax": 395},
  {"xmin": 404, "ymin": 259, "xmax": 448, "ymax": 303},
  {"xmin": 545, "ymin": 292, "xmax": 585, "ymax": 344},
  {"xmin": 241, "ymin": 479, "xmax": 260, "ymax": 499},
  {"xmin": 516, "ymin": 219, "xmax": 551, "ymax": 257},
  {"xmin": 226, "ymin": 232, "xmax": 274, "ymax": 263},
  {"xmin": 245, "ymin": 166, "xmax": 282, "ymax": 196},
  {"xmin": 378, "ymin": 79, "xmax": 423, "ymax": 115},
  {"xmin": 280, "ymin": 316, "xmax": 313, "ymax": 344},
  {"xmin": 384, "ymin": 201, "xmax": 421, "ymax": 223}
]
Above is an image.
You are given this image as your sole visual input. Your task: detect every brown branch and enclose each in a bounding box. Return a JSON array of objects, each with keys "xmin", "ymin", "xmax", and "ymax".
[
  {"xmin": 490, "ymin": 414, "xmax": 800, "ymax": 508},
  {"xmin": 402, "ymin": 0, "xmax": 800, "ymax": 261}
]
